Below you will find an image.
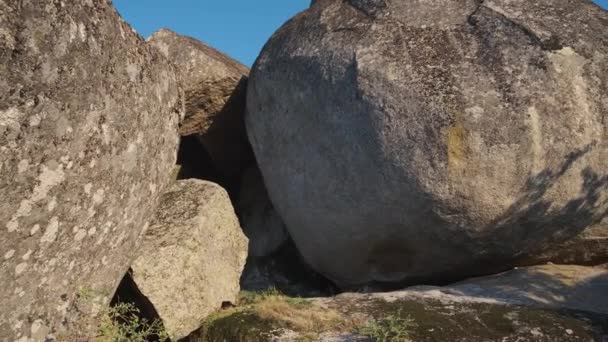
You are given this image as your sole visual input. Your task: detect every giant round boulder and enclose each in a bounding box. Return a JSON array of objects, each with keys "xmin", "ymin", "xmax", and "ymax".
[{"xmin": 246, "ymin": 0, "xmax": 608, "ymax": 288}]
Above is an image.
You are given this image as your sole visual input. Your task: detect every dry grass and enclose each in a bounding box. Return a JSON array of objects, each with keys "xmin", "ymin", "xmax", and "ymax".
[
  {"xmin": 254, "ymin": 295, "xmax": 343, "ymax": 333},
  {"xmin": 196, "ymin": 289, "xmax": 366, "ymax": 340}
]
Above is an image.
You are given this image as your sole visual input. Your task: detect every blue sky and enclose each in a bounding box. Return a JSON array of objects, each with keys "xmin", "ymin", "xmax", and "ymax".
[
  {"xmin": 114, "ymin": 0, "xmax": 309, "ymax": 66},
  {"xmin": 115, "ymin": 0, "xmax": 608, "ymax": 67}
]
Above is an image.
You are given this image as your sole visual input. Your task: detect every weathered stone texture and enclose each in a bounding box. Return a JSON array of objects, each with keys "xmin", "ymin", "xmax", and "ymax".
[
  {"xmin": 0, "ymin": 1, "xmax": 181, "ymax": 340},
  {"xmin": 247, "ymin": 0, "xmax": 608, "ymax": 288},
  {"xmin": 130, "ymin": 179, "xmax": 248, "ymax": 340}
]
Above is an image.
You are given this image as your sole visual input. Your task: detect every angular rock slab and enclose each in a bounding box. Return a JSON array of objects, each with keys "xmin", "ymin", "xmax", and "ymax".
[
  {"xmin": 247, "ymin": 0, "xmax": 608, "ymax": 288},
  {"xmin": 446, "ymin": 264, "xmax": 608, "ymax": 314},
  {"xmin": 149, "ymin": 29, "xmax": 253, "ymax": 183},
  {"xmin": 0, "ymin": 1, "xmax": 181, "ymax": 340},
  {"xmin": 130, "ymin": 179, "xmax": 248, "ymax": 340}
]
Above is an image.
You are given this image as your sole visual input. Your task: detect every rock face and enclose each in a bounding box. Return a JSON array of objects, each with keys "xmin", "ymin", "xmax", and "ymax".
[
  {"xmin": 238, "ymin": 167, "xmax": 289, "ymax": 257},
  {"xmin": 130, "ymin": 179, "xmax": 248, "ymax": 340},
  {"xmin": 149, "ymin": 29, "xmax": 253, "ymax": 184},
  {"xmin": 0, "ymin": 1, "xmax": 181, "ymax": 340},
  {"xmin": 246, "ymin": 0, "xmax": 608, "ymax": 288}
]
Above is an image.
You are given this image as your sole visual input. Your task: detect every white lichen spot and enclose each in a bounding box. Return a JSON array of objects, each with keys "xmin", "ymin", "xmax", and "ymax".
[
  {"xmin": 15, "ymin": 262, "xmax": 28, "ymax": 275},
  {"xmin": 56, "ymin": 300, "xmax": 69, "ymax": 314},
  {"xmin": 101, "ymin": 123, "xmax": 111, "ymax": 145},
  {"xmin": 136, "ymin": 132, "xmax": 144, "ymax": 144},
  {"xmin": 92, "ymin": 189, "xmax": 105, "ymax": 205},
  {"xmin": 465, "ymin": 106, "xmax": 485, "ymax": 121},
  {"xmin": 8, "ymin": 163, "xmax": 65, "ymax": 232},
  {"xmin": 18, "ymin": 291, "xmax": 25, "ymax": 298},
  {"xmin": 0, "ymin": 107, "xmax": 25, "ymax": 128},
  {"xmin": 41, "ymin": 61, "xmax": 58, "ymax": 83},
  {"xmin": 74, "ymin": 229, "xmax": 87, "ymax": 242},
  {"xmin": 6, "ymin": 220, "xmax": 18, "ymax": 232},
  {"xmin": 121, "ymin": 143, "xmax": 138, "ymax": 172},
  {"xmin": 47, "ymin": 197, "xmax": 57, "ymax": 212},
  {"xmin": 78, "ymin": 23, "xmax": 87, "ymax": 41},
  {"xmin": 89, "ymin": 159, "xmax": 97, "ymax": 168},
  {"xmin": 119, "ymin": 23, "xmax": 126, "ymax": 40},
  {"xmin": 22, "ymin": 250, "xmax": 33, "ymax": 261},
  {"xmin": 17, "ymin": 160, "xmax": 30, "ymax": 173},
  {"xmin": 30, "ymin": 319, "xmax": 49, "ymax": 341},
  {"xmin": 29, "ymin": 114, "xmax": 42, "ymax": 127},
  {"xmin": 126, "ymin": 63, "xmax": 140, "ymax": 83},
  {"xmin": 4, "ymin": 249, "xmax": 15, "ymax": 259},
  {"xmin": 87, "ymin": 206, "xmax": 96, "ymax": 219},
  {"xmin": 530, "ymin": 327, "xmax": 543, "ymax": 337},
  {"xmin": 40, "ymin": 217, "xmax": 59, "ymax": 244},
  {"xmin": 87, "ymin": 226, "xmax": 97, "ymax": 236},
  {"xmin": 30, "ymin": 224, "xmax": 40, "ymax": 236},
  {"xmin": 84, "ymin": 183, "xmax": 93, "ymax": 195},
  {"xmin": 68, "ymin": 19, "xmax": 78, "ymax": 42},
  {"xmin": 14, "ymin": 319, "xmax": 24, "ymax": 330}
]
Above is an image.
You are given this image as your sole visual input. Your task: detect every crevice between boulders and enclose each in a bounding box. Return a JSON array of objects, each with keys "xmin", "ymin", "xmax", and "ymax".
[{"xmin": 110, "ymin": 32, "xmax": 339, "ymax": 339}]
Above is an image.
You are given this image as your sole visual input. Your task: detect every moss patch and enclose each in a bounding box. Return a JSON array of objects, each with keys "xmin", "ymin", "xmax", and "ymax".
[{"xmin": 350, "ymin": 298, "xmax": 608, "ymax": 342}]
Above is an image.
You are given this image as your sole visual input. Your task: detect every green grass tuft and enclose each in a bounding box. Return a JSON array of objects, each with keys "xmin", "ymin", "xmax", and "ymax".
[
  {"xmin": 97, "ymin": 302, "xmax": 168, "ymax": 342},
  {"xmin": 356, "ymin": 309, "xmax": 415, "ymax": 342}
]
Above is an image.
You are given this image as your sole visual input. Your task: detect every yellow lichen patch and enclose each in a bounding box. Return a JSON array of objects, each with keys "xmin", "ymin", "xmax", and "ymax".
[{"xmin": 447, "ymin": 119, "xmax": 468, "ymax": 169}]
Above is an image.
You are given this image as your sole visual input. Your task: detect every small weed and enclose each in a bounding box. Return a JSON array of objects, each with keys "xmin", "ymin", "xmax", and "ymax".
[
  {"xmin": 77, "ymin": 286, "xmax": 98, "ymax": 301},
  {"xmin": 238, "ymin": 287, "xmax": 283, "ymax": 305},
  {"xmin": 97, "ymin": 302, "xmax": 168, "ymax": 342},
  {"xmin": 357, "ymin": 310, "xmax": 415, "ymax": 342}
]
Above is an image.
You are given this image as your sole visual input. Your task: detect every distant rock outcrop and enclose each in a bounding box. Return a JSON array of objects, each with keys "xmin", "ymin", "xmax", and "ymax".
[
  {"xmin": 129, "ymin": 179, "xmax": 248, "ymax": 340},
  {"xmin": 247, "ymin": 0, "xmax": 608, "ymax": 288},
  {"xmin": 0, "ymin": 1, "xmax": 181, "ymax": 340},
  {"xmin": 148, "ymin": 29, "xmax": 253, "ymax": 186}
]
